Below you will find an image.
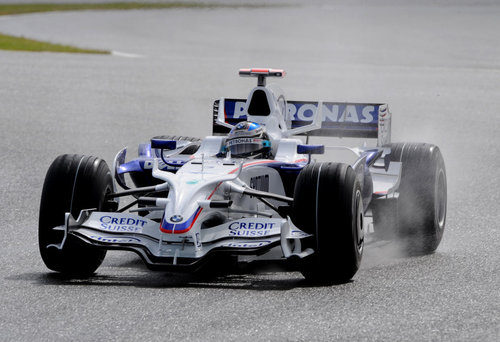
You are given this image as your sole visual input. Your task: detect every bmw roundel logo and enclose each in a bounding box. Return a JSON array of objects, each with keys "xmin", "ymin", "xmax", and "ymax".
[{"xmin": 170, "ymin": 215, "xmax": 183, "ymax": 223}]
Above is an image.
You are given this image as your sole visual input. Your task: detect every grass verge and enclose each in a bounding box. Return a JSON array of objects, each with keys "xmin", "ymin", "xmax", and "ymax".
[
  {"xmin": 0, "ymin": 2, "xmax": 261, "ymax": 16},
  {"xmin": 0, "ymin": 33, "xmax": 109, "ymax": 54}
]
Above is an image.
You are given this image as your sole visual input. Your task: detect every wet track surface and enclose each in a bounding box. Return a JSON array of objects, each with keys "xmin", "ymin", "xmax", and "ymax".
[{"xmin": 0, "ymin": 1, "xmax": 499, "ymax": 340}]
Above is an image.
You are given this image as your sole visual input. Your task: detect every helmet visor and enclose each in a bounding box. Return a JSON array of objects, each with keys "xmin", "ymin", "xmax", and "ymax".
[{"xmin": 226, "ymin": 138, "xmax": 268, "ymax": 156}]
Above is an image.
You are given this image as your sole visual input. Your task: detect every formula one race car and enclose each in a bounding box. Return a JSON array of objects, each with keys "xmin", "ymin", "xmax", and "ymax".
[{"xmin": 39, "ymin": 68, "xmax": 447, "ymax": 282}]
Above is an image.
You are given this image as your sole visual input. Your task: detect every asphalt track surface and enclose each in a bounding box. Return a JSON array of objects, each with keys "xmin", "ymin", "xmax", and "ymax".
[{"xmin": 0, "ymin": 1, "xmax": 499, "ymax": 341}]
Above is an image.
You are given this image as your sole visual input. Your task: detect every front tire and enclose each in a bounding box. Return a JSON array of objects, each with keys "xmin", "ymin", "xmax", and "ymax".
[
  {"xmin": 39, "ymin": 154, "xmax": 114, "ymax": 275},
  {"xmin": 292, "ymin": 162, "xmax": 364, "ymax": 283}
]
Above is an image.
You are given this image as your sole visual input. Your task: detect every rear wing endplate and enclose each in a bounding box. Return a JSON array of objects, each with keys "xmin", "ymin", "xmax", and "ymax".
[{"xmin": 213, "ymin": 99, "xmax": 391, "ymax": 146}]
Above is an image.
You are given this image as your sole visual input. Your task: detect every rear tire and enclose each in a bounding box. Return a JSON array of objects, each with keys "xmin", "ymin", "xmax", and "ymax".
[
  {"xmin": 39, "ymin": 154, "xmax": 114, "ymax": 275},
  {"xmin": 292, "ymin": 162, "xmax": 364, "ymax": 283},
  {"xmin": 373, "ymin": 143, "xmax": 447, "ymax": 255}
]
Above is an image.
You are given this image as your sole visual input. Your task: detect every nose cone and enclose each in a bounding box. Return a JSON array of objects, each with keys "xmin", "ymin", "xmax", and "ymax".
[{"xmin": 159, "ymin": 208, "xmax": 202, "ymax": 234}]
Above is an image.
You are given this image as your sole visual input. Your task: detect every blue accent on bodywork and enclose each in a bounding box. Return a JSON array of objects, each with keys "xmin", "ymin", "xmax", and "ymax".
[
  {"xmin": 278, "ymin": 165, "xmax": 304, "ymax": 171},
  {"xmin": 265, "ymin": 161, "xmax": 307, "ymax": 174},
  {"xmin": 160, "ymin": 207, "xmax": 201, "ymax": 232},
  {"xmin": 222, "ymin": 99, "xmax": 380, "ymax": 137},
  {"xmin": 262, "ymin": 160, "xmax": 307, "ymax": 197},
  {"xmin": 114, "ymin": 147, "xmax": 129, "ymax": 189},
  {"xmin": 224, "ymin": 100, "xmax": 379, "ymax": 125},
  {"xmin": 151, "ymin": 139, "xmax": 177, "ymax": 150},
  {"xmin": 117, "ymin": 160, "xmax": 143, "ymax": 174},
  {"xmin": 117, "ymin": 157, "xmax": 188, "ymax": 175},
  {"xmin": 297, "ymin": 144, "xmax": 325, "ymax": 155},
  {"xmin": 138, "ymin": 143, "xmax": 152, "ymax": 157},
  {"xmin": 363, "ymin": 149, "xmax": 383, "ymax": 167}
]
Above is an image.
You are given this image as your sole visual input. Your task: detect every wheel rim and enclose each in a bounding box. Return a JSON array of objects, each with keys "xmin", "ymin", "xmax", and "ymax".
[
  {"xmin": 355, "ymin": 190, "xmax": 364, "ymax": 254},
  {"xmin": 436, "ymin": 168, "xmax": 447, "ymax": 229}
]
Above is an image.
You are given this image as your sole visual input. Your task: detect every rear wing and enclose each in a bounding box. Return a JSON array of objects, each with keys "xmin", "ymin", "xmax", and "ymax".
[{"xmin": 213, "ymin": 99, "xmax": 391, "ymax": 146}]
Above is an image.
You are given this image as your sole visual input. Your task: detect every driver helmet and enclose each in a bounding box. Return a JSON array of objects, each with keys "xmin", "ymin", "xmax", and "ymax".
[{"xmin": 225, "ymin": 121, "xmax": 271, "ymax": 159}]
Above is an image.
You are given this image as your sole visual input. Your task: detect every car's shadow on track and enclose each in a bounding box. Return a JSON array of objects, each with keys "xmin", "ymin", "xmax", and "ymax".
[
  {"xmin": 10, "ymin": 259, "xmax": 352, "ymax": 290},
  {"xmin": 10, "ymin": 242, "xmax": 443, "ymax": 290}
]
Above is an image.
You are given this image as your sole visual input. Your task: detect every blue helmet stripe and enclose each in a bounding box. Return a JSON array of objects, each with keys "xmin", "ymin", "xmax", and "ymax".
[{"xmin": 248, "ymin": 122, "xmax": 260, "ymax": 131}]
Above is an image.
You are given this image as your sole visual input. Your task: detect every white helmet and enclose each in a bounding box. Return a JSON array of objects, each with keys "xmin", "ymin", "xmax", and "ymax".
[{"xmin": 225, "ymin": 121, "xmax": 271, "ymax": 159}]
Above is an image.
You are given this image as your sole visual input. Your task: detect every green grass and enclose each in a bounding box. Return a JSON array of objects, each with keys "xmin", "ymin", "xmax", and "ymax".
[
  {"xmin": 0, "ymin": 33, "xmax": 109, "ymax": 54},
  {"xmin": 0, "ymin": 2, "xmax": 261, "ymax": 16}
]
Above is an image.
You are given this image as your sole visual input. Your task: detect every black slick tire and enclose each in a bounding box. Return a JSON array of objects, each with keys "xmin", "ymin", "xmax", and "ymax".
[
  {"xmin": 39, "ymin": 154, "xmax": 114, "ymax": 275},
  {"xmin": 373, "ymin": 143, "xmax": 447, "ymax": 255},
  {"xmin": 292, "ymin": 162, "xmax": 364, "ymax": 283}
]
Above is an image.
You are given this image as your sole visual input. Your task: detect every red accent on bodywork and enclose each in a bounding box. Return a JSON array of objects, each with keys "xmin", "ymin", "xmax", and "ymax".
[
  {"xmin": 229, "ymin": 160, "xmax": 278, "ymax": 174},
  {"xmin": 251, "ymin": 68, "xmax": 269, "ymax": 73},
  {"xmin": 160, "ymin": 159, "xmax": 303, "ymax": 234},
  {"xmin": 294, "ymin": 158, "xmax": 308, "ymax": 163},
  {"xmin": 229, "ymin": 159, "xmax": 307, "ymax": 174},
  {"xmin": 160, "ymin": 183, "xmax": 222, "ymax": 234}
]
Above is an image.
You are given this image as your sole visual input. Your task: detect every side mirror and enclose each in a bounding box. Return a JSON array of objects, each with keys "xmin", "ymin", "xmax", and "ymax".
[
  {"xmin": 297, "ymin": 144, "xmax": 324, "ymax": 155},
  {"xmin": 151, "ymin": 139, "xmax": 177, "ymax": 150}
]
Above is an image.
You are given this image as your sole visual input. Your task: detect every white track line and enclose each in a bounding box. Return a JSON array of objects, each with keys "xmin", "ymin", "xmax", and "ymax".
[{"xmin": 111, "ymin": 51, "xmax": 145, "ymax": 58}]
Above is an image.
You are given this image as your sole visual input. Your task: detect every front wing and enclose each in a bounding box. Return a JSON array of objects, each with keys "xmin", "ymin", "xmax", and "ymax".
[{"xmin": 51, "ymin": 210, "xmax": 311, "ymax": 269}]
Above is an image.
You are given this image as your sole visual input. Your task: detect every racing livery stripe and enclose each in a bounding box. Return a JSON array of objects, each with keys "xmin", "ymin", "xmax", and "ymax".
[
  {"xmin": 229, "ymin": 160, "xmax": 278, "ymax": 174},
  {"xmin": 229, "ymin": 159, "xmax": 307, "ymax": 174},
  {"xmin": 159, "ymin": 207, "xmax": 201, "ymax": 233},
  {"xmin": 160, "ymin": 160, "xmax": 305, "ymax": 234},
  {"xmin": 159, "ymin": 183, "xmax": 222, "ymax": 234}
]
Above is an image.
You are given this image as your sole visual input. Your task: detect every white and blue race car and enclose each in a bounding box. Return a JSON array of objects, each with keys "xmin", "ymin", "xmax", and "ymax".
[{"xmin": 39, "ymin": 68, "xmax": 447, "ymax": 282}]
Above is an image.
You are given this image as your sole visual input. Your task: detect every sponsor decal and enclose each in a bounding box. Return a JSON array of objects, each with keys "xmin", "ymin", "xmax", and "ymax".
[
  {"xmin": 288, "ymin": 103, "xmax": 375, "ymax": 124},
  {"xmin": 99, "ymin": 216, "xmax": 147, "ymax": 233},
  {"xmin": 195, "ymin": 232, "xmax": 202, "ymax": 248},
  {"xmin": 222, "ymin": 241, "xmax": 271, "ymax": 248},
  {"xmin": 160, "ymin": 208, "xmax": 201, "ymax": 234},
  {"xmin": 250, "ymin": 175, "xmax": 269, "ymax": 192},
  {"xmin": 225, "ymin": 100, "xmax": 378, "ymax": 124},
  {"xmin": 227, "ymin": 138, "xmax": 264, "ymax": 146},
  {"xmin": 141, "ymin": 159, "xmax": 180, "ymax": 171},
  {"xmin": 228, "ymin": 221, "xmax": 276, "ymax": 236},
  {"xmin": 90, "ymin": 235, "xmax": 141, "ymax": 244},
  {"xmin": 170, "ymin": 215, "xmax": 183, "ymax": 223},
  {"xmin": 290, "ymin": 230, "xmax": 309, "ymax": 238}
]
